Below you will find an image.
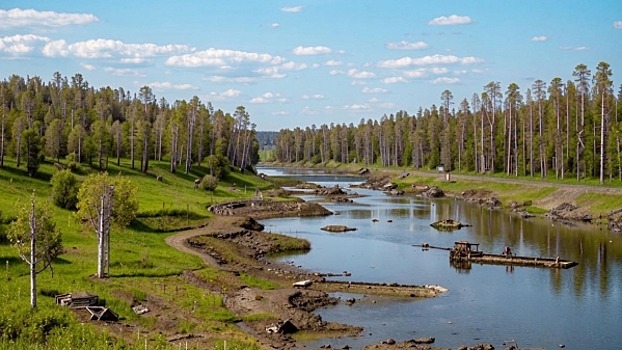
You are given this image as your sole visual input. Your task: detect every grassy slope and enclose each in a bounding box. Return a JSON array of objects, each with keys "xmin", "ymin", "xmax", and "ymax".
[{"xmin": 0, "ymin": 158, "xmax": 274, "ymax": 350}]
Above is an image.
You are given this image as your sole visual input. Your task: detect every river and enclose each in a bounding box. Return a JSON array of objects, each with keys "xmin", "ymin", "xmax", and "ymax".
[{"xmin": 257, "ymin": 167, "xmax": 622, "ymax": 350}]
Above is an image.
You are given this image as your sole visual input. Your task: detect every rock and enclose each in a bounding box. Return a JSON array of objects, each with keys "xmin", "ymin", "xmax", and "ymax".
[
  {"xmin": 430, "ymin": 219, "xmax": 463, "ymax": 231},
  {"xmin": 421, "ymin": 186, "xmax": 444, "ymax": 198},
  {"xmin": 382, "ymin": 338, "xmax": 396, "ymax": 345},
  {"xmin": 321, "ymin": 225, "xmax": 357, "ymax": 233},
  {"xmin": 413, "ymin": 337, "xmax": 435, "ymax": 344}
]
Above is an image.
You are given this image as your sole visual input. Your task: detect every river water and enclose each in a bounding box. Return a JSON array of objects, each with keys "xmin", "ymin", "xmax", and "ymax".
[{"xmin": 257, "ymin": 167, "xmax": 622, "ymax": 350}]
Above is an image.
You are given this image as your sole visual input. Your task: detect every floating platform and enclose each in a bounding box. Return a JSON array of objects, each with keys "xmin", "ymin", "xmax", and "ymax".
[{"xmin": 414, "ymin": 241, "xmax": 578, "ymax": 269}]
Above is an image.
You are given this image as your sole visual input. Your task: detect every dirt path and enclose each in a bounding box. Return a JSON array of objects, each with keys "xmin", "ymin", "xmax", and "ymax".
[{"xmin": 165, "ymin": 226, "xmax": 219, "ymax": 267}]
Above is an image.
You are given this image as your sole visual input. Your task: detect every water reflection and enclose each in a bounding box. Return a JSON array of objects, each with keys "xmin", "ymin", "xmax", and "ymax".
[{"xmin": 258, "ymin": 166, "xmax": 622, "ymax": 350}]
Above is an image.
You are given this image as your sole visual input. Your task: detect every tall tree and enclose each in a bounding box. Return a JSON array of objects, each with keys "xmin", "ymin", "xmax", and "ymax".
[
  {"xmin": 8, "ymin": 192, "xmax": 63, "ymax": 308},
  {"xmin": 593, "ymin": 61, "xmax": 613, "ymax": 184},
  {"xmin": 76, "ymin": 173, "xmax": 138, "ymax": 278}
]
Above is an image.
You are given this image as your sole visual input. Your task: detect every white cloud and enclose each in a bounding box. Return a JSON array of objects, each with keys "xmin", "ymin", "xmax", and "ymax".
[
  {"xmin": 329, "ymin": 69, "xmax": 344, "ymax": 76},
  {"xmin": 81, "ymin": 63, "xmax": 95, "ymax": 71},
  {"xmin": 271, "ymin": 23, "xmax": 280, "ymax": 28},
  {"xmin": 430, "ymin": 67, "xmax": 449, "ymax": 74},
  {"xmin": 272, "ymin": 110, "xmax": 289, "ymax": 116},
  {"xmin": 614, "ymin": 21, "xmax": 622, "ymax": 29},
  {"xmin": 205, "ymin": 76, "xmax": 256, "ymax": 84},
  {"xmin": 281, "ymin": 6, "xmax": 303, "ymax": 13},
  {"xmin": 292, "ymin": 46, "xmax": 332, "ymax": 55},
  {"xmin": 121, "ymin": 57, "xmax": 148, "ymax": 64},
  {"xmin": 403, "ymin": 69, "xmax": 426, "ymax": 78},
  {"xmin": 362, "ymin": 87, "xmax": 388, "ymax": 94},
  {"xmin": 343, "ymin": 104, "xmax": 369, "ymax": 111},
  {"xmin": 0, "ymin": 34, "xmax": 49, "ymax": 54},
  {"xmin": 325, "ymin": 59, "xmax": 343, "ymax": 66},
  {"xmin": 386, "ymin": 40, "xmax": 428, "ymax": 50},
  {"xmin": 253, "ymin": 66, "xmax": 286, "ymax": 79},
  {"xmin": 378, "ymin": 54, "xmax": 482, "ymax": 68},
  {"xmin": 148, "ymin": 81, "xmax": 199, "ymax": 90},
  {"xmin": 530, "ymin": 35, "xmax": 548, "ymax": 42},
  {"xmin": 428, "ymin": 15, "xmax": 472, "ymax": 26},
  {"xmin": 432, "ymin": 77, "xmax": 460, "ymax": 84},
  {"xmin": 43, "ymin": 39, "xmax": 193, "ymax": 60},
  {"xmin": 0, "ymin": 8, "xmax": 98, "ymax": 28},
  {"xmin": 561, "ymin": 46, "xmax": 589, "ymax": 51},
  {"xmin": 166, "ymin": 48, "xmax": 283, "ymax": 68},
  {"xmin": 383, "ymin": 76, "xmax": 407, "ymax": 84},
  {"xmin": 250, "ymin": 92, "xmax": 287, "ymax": 104},
  {"xmin": 302, "ymin": 94, "xmax": 325, "ymax": 100},
  {"xmin": 104, "ymin": 67, "xmax": 145, "ymax": 77},
  {"xmin": 207, "ymin": 88, "xmax": 242, "ymax": 101},
  {"xmin": 347, "ymin": 68, "xmax": 376, "ymax": 79},
  {"xmin": 281, "ymin": 61, "xmax": 308, "ymax": 70}
]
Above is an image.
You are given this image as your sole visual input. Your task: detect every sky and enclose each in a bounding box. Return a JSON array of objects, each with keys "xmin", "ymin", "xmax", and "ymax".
[{"xmin": 1, "ymin": 1, "xmax": 621, "ymax": 131}]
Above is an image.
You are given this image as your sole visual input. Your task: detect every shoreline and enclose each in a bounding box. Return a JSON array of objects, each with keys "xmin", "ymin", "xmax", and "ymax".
[{"xmin": 167, "ymin": 197, "xmax": 501, "ymax": 350}]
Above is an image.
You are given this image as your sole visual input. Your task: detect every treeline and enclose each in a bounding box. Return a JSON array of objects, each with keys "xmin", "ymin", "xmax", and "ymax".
[
  {"xmin": 274, "ymin": 62, "xmax": 621, "ymax": 183},
  {"xmin": 0, "ymin": 72, "xmax": 259, "ymax": 177}
]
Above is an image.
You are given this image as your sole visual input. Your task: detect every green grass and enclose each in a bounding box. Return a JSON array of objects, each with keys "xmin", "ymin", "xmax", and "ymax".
[
  {"xmin": 239, "ymin": 273, "xmax": 280, "ymax": 290},
  {"xmin": 0, "ymin": 156, "xmax": 277, "ymax": 348}
]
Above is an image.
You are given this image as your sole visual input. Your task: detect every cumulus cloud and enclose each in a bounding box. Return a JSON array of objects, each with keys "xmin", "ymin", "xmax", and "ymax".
[
  {"xmin": 43, "ymin": 39, "xmax": 193, "ymax": 60},
  {"xmin": 293, "ymin": 46, "xmax": 332, "ymax": 55},
  {"xmin": 428, "ymin": 15, "xmax": 472, "ymax": 26},
  {"xmin": 432, "ymin": 77, "xmax": 460, "ymax": 84},
  {"xmin": 383, "ymin": 76, "xmax": 407, "ymax": 84},
  {"xmin": 343, "ymin": 104, "xmax": 369, "ymax": 111},
  {"xmin": 148, "ymin": 81, "xmax": 199, "ymax": 91},
  {"xmin": 614, "ymin": 21, "xmax": 622, "ymax": 29},
  {"xmin": 167, "ymin": 47, "xmax": 284, "ymax": 68},
  {"xmin": 281, "ymin": 61, "xmax": 308, "ymax": 70},
  {"xmin": 0, "ymin": 8, "xmax": 98, "ymax": 28},
  {"xmin": 281, "ymin": 6, "xmax": 303, "ymax": 13},
  {"xmin": 207, "ymin": 88, "xmax": 242, "ymax": 101},
  {"xmin": 0, "ymin": 34, "xmax": 49, "ymax": 54},
  {"xmin": 362, "ymin": 87, "xmax": 388, "ymax": 94},
  {"xmin": 205, "ymin": 76, "xmax": 256, "ymax": 84},
  {"xmin": 104, "ymin": 67, "xmax": 145, "ymax": 77},
  {"xmin": 385, "ymin": 40, "xmax": 428, "ymax": 50},
  {"xmin": 347, "ymin": 68, "xmax": 376, "ymax": 79},
  {"xmin": 302, "ymin": 94, "xmax": 325, "ymax": 100},
  {"xmin": 530, "ymin": 35, "xmax": 548, "ymax": 42},
  {"xmin": 377, "ymin": 54, "xmax": 482, "ymax": 68},
  {"xmin": 325, "ymin": 59, "xmax": 343, "ymax": 66},
  {"xmin": 271, "ymin": 23, "xmax": 280, "ymax": 28},
  {"xmin": 561, "ymin": 46, "xmax": 589, "ymax": 51},
  {"xmin": 253, "ymin": 66, "xmax": 286, "ymax": 79},
  {"xmin": 81, "ymin": 63, "xmax": 95, "ymax": 71},
  {"xmin": 250, "ymin": 92, "xmax": 287, "ymax": 104},
  {"xmin": 329, "ymin": 69, "xmax": 344, "ymax": 76}
]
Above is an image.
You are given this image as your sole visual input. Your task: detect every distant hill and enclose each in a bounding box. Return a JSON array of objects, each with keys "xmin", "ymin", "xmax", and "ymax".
[{"xmin": 256, "ymin": 131, "xmax": 278, "ymax": 150}]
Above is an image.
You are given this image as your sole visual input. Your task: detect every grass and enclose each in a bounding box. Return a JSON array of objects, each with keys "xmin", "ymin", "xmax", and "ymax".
[{"xmin": 0, "ymin": 156, "xmax": 280, "ymax": 349}]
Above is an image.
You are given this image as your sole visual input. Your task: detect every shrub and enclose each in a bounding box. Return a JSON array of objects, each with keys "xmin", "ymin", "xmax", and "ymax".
[
  {"xmin": 200, "ymin": 174, "xmax": 219, "ymax": 191},
  {"xmin": 50, "ymin": 170, "xmax": 79, "ymax": 210}
]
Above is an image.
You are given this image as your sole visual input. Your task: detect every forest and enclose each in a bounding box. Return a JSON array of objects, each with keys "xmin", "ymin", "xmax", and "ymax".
[
  {"xmin": 0, "ymin": 72, "xmax": 259, "ymax": 178},
  {"xmin": 273, "ymin": 62, "xmax": 621, "ymax": 184}
]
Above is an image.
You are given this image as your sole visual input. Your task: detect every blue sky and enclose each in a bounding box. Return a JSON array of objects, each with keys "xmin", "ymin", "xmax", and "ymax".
[{"xmin": 1, "ymin": 1, "xmax": 621, "ymax": 131}]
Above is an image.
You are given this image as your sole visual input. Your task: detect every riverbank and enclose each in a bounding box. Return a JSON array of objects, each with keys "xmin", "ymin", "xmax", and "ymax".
[
  {"xmin": 260, "ymin": 161, "xmax": 622, "ymax": 230},
  {"xmin": 167, "ymin": 202, "xmax": 454, "ymax": 349}
]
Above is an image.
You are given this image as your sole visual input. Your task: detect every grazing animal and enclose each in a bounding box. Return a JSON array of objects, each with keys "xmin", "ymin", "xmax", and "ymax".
[
  {"xmin": 194, "ymin": 178, "xmax": 200, "ymax": 188},
  {"xmin": 156, "ymin": 175, "xmax": 163, "ymax": 182}
]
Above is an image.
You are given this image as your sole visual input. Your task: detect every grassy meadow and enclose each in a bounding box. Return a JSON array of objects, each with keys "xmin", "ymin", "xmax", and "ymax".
[{"xmin": 0, "ymin": 157, "xmax": 274, "ymax": 350}]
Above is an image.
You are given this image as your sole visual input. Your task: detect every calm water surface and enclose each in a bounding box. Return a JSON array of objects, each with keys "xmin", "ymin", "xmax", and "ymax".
[{"xmin": 259, "ymin": 167, "xmax": 622, "ymax": 350}]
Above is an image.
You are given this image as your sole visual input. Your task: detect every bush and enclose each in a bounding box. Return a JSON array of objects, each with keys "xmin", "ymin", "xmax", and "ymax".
[
  {"xmin": 200, "ymin": 174, "xmax": 219, "ymax": 191},
  {"xmin": 50, "ymin": 170, "xmax": 79, "ymax": 210}
]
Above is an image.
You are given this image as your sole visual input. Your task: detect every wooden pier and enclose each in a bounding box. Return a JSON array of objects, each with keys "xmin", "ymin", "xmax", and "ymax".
[{"xmin": 414, "ymin": 241, "xmax": 578, "ymax": 269}]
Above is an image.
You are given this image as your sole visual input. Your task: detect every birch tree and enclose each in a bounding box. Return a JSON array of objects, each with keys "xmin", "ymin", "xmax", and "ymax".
[
  {"xmin": 76, "ymin": 173, "xmax": 138, "ymax": 278},
  {"xmin": 8, "ymin": 192, "xmax": 63, "ymax": 308}
]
